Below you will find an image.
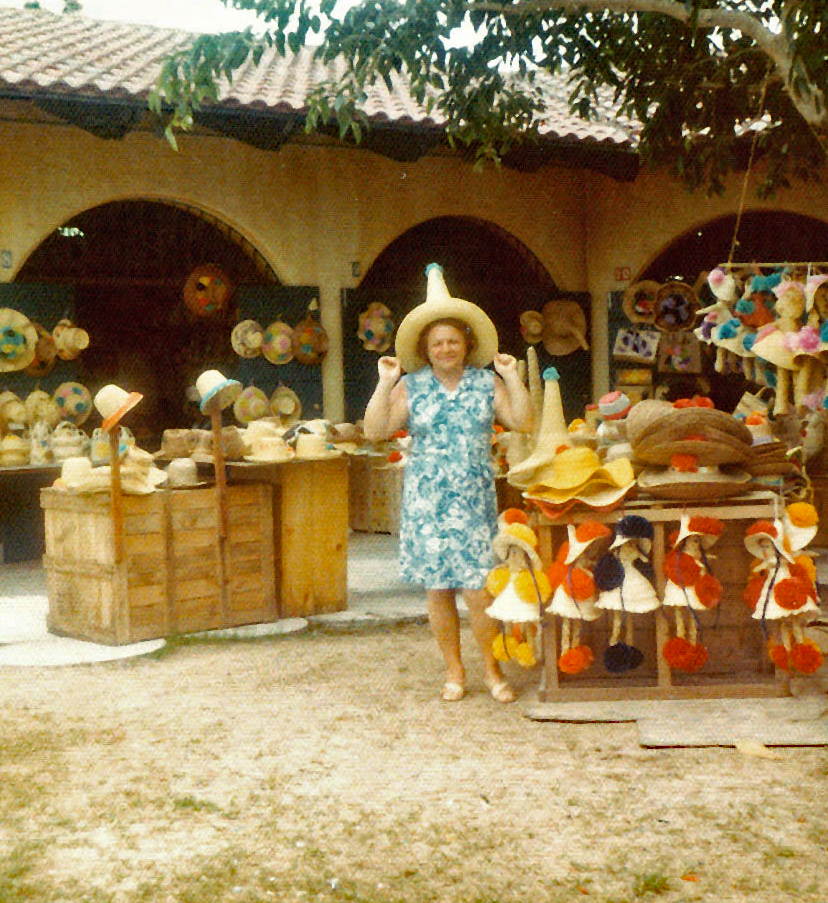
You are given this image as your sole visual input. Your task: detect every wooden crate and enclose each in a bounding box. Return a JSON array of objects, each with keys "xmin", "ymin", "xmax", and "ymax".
[
  {"xmin": 348, "ymin": 455, "xmax": 403, "ymax": 534},
  {"xmin": 42, "ymin": 484, "xmax": 276, "ymax": 645}
]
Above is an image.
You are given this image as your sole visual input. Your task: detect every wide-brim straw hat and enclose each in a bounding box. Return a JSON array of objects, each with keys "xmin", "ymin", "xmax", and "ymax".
[
  {"xmin": 245, "ymin": 436, "xmax": 296, "ymax": 463},
  {"xmin": 540, "ymin": 300, "xmax": 589, "ymax": 356},
  {"xmin": 622, "ymin": 281, "xmax": 660, "ymax": 324},
  {"xmin": 270, "ymin": 386, "xmax": 302, "ymax": 425},
  {"xmin": 196, "ymin": 369, "xmax": 242, "ymax": 414},
  {"xmin": 394, "ymin": 263, "xmax": 498, "ymax": 372},
  {"xmin": 631, "ymin": 407, "xmax": 752, "ymax": 466},
  {"xmin": 231, "ymin": 320, "xmax": 265, "ymax": 358},
  {"xmin": 0, "ymin": 308, "xmax": 37, "ymax": 372},
  {"xmin": 526, "ymin": 446, "xmax": 634, "ymax": 497},
  {"xmin": 638, "ymin": 465, "xmax": 751, "ymax": 501},
  {"xmin": 233, "ymin": 386, "xmax": 270, "ymax": 425},
  {"xmin": 94, "ymin": 384, "xmax": 143, "ymax": 432},
  {"xmin": 624, "ymin": 399, "xmax": 674, "ymax": 447},
  {"xmin": 492, "ymin": 522, "xmax": 542, "ymax": 570},
  {"xmin": 673, "ymin": 513, "xmax": 725, "ymax": 550},
  {"xmin": 525, "ymin": 480, "xmax": 635, "ymax": 511},
  {"xmin": 262, "ymin": 320, "xmax": 294, "ymax": 365},
  {"xmin": 564, "ymin": 521, "xmax": 613, "ymax": 564}
]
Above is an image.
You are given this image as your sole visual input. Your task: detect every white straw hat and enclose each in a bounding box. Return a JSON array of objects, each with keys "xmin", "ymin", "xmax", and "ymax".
[
  {"xmin": 394, "ymin": 263, "xmax": 498, "ymax": 372},
  {"xmin": 196, "ymin": 369, "xmax": 242, "ymax": 414},
  {"xmin": 94, "ymin": 384, "xmax": 143, "ymax": 432}
]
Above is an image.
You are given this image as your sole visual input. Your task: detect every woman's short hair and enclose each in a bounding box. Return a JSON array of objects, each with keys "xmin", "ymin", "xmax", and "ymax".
[{"xmin": 415, "ymin": 318, "xmax": 479, "ymax": 363}]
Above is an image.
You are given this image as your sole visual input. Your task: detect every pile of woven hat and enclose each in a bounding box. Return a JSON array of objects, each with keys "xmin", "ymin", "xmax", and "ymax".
[
  {"xmin": 626, "ymin": 397, "xmax": 757, "ymax": 500},
  {"xmin": 695, "ymin": 265, "xmax": 828, "ymax": 417}
]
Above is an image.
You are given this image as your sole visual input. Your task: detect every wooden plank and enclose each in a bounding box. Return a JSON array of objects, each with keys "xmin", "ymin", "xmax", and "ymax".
[
  {"xmin": 173, "ymin": 578, "xmax": 220, "ymax": 602},
  {"xmin": 173, "ymin": 555, "xmax": 215, "ymax": 581},
  {"xmin": 229, "ymin": 571, "xmax": 266, "ymax": 593},
  {"xmin": 226, "ymin": 523, "xmax": 262, "ymax": 544},
  {"xmin": 536, "ymin": 681, "xmax": 787, "ymax": 703},
  {"xmin": 126, "ymin": 555, "xmax": 166, "ymax": 586},
  {"xmin": 122, "ymin": 513, "xmax": 164, "ymax": 534},
  {"xmin": 228, "ymin": 541, "xmax": 263, "ymax": 562},
  {"xmin": 170, "ymin": 527, "xmax": 215, "ymax": 549},
  {"xmin": 123, "ymin": 533, "xmax": 164, "ymax": 556},
  {"xmin": 128, "ymin": 584, "xmax": 165, "ymax": 607},
  {"xmin": 259, "ymin": 483, "xmax": 278, "ymax": 620},
  {"xmin": 161, "ymin": 488, "xmax": 175, "ymax": 636}
]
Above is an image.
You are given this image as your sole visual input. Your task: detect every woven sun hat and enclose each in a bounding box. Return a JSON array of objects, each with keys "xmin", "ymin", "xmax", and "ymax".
[
  {"xmin": 526, "ymin": 446, "xmax": 634, "ymax": 496},
  {"xmin": 525, "ymin": 480, "xmax": 635, "ymax": 512},
  {"xmin": 53, "ymin": 382, "xmax": 94, "ymax": 426},
  {"xmin": 672, "ymin": 514, "xmax": 725, "ymax": 550},
  {"xmin": 744, "ymin": 518, "xmax": 795, "ymax": 563},
  {"xmin": 270, "ymin": 386, "xmax": 302, "ymax": 426},
  {"xmin": 492, "ymin": 521, "xmax": 543, "ymax": 570},
  {"xmin": 654, "ymin": 282, "xmax": 699, "ymax": 332},
  {"xmin": 638, "ymin": 464, "xmax": 751, "ymax": 501},
  {"xmin": 262, "ymin": 320, "xmax": 294, "ymax": 365},
  {"xmin": 0, "ymin": 308, "xmax": 37, "ymax": 372},
  {"xmin": 231, "ymin": 319, "xmax": 265, "ymax": 358},
  {"xmin": 782, "ymin": 502, "xmax": 818, "ymax": 551},
  {"xmin": 292, "ymin": 300, "xmax": 329, "ymax": 365},
  {"xmin": 52, "ymin": 319, "xmax": 90, "ymax": 361},
  {"xmin": 563, "ymin": 521, "xmax": 613, "ymax": 564},
  {"xmin": 233, "ymin": 386, "xmax": 270, "ymax": 425},
  {"xmin": 622, "ymin": 281, "xmax": 660, "ymax": 324},
  {"xmin": 394, "ymin": 263, "xmax": 498, "ymax": 372},
  {"xmin": 93, "ymin": 383, "xmax": 143, "ymax": 432},
  {"xmin": 166, "ymin": 457, "xmax": 208, "ymax": 488},
  {"xmin": 245, "ymin": 435, "xmax": 296, "ymax": 464},
  {"xmin": 294, "ymin": 432, "xmax": 343, "ymax": 460},
  {"xmin": 624, "ymin": 399, "xmax": 674, "ymax": 447},
  {"xmin": 196, "ymin": 369, "xmax": 242, "ymax": 414},
  {"xmin": 540, "ymin": 300, "xmax": 589, "ymax": 356},
  {"xmin": 609, "ymin": 514, "xmax": 654, "ymax": 552}
]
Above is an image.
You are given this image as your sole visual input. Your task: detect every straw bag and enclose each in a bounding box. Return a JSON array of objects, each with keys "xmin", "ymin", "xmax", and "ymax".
[{"xmin": 733, "ymin": 386, "xmax": 774, "ymax": 421}]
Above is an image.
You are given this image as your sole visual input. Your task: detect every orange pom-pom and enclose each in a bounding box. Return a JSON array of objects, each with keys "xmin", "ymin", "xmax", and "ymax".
[
  {"xmin": 686, "ymin": 643, "xmax": 709, "ymax": 673},
  {"xmin": 787, "ymin": 502, "xmax": 818, "ymax": 529},
  {"xmin": 668, "ymin": 529, "xmax": 680, "ymax": 548},
  {"xmin": 686, "ymin": 516, "xmax": 724, "ymax": 538},
  {"xmin": 670, "ymin": 453, "xmax": 698, "ymax": 473},
  {"xmin": 663, "ymin": 636, "xmax": 695, "ymax": 670},
  {"xmin": 569, "ymin": 567, "xmax": 596, "ymax": 601},
  {"xmin": 574, "ymin": 521, "xmax": 612, "ymax": 543},
  {"xmin": 555, "ymin": 443, "xmax": 571, "ymax": 454},
  {"xmin": 767, "ymin": 640, "xmax": 789, "ymax": 671},
  {"xmin": 391, "ymin": 429, "xmax": 408, "ymax": 439},
  {"xmin": 692, "ymin": 396, "xmax": 715, "ymax": 408},
  {"xmin": 546, "ymin": 561, "xmax": 567, "ymax": 591},
  {"xmin": 672, "ymin": 398, "xmax": 693, "ymax": 409},
  {"xmin": 684, "ymin": 433, "xmax": 706, "ymax": 442},
  {"xmin": 555, "ymin": 542, "xmax": 570, "ymax": 564},
  {"xmin": 558, "ymin": 646, "xmax": 593, "ymax": 675},
  {"xmin": 388, "ymin": 450, "xmax": 403, "ymax": 463},
  {"xmin": 792, "ymin": 555, "xmax": 817, "ymax": 585},
  {"xmin": 773, "ymin": 577, "xmax": 812, "ymax": 611},
  {"xmin": 502, "ymin": 507, "xmax": 529, "ymax": 525},
  {"xmin": 664, "ymin": 550, "xmax": 701, "ymax": 586},
  {"xmin": 746, "ymin": 519, "xmax": 777, "ymax": 540},
  {"xmin": 790, "ymin": 640, "xmax": 823, "ymax": 675},
  {"xmin": 695, "ymin": 574, "xmax": 722, "ymax": 609},
  {"xmin": 744, "ymin": 574, "xmax": 766, "ymax": 611},
  {"xmin": 745, "ymin": 412, "xmax": 766, "ymax": 426}
]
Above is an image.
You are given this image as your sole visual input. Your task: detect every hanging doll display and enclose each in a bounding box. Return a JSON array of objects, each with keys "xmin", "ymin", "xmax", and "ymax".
[
  {"xmin": 743, "ymin": 507, "xmax": 823, "ymax": 675},
  {"xmin": 547, "ymin": 521, "xmax": 613, "ymax": 675},
  {"xmin": 593, "ymin": 515, "xmax": 661, "ymax": 673},
  {"xmin": 485, "ymin": 509, "xmax": 552, "ymax": 668},
  {"xmin": 661, "ymin": 515, "xmax": 724, "ymax": 674}
]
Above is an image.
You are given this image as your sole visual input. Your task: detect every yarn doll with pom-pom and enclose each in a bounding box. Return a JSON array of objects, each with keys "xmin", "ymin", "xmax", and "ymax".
[
  {"xmin": 661, "ymin": 515, "xmax": 724, "ymax": 674},
  {"xmin": 485, "ymin": 509, "xmax": 552, "ymax": 668},
  {"xmin": 744, "ymin": 510, "xmax": 823, "ymax": 676},
  {"xmin": 594, "ymin": 515, "xmax": 661, "ymax": 673},
  {"xmin": 547, "ymin": 521, "xmax": 613, "ymax": 675}
]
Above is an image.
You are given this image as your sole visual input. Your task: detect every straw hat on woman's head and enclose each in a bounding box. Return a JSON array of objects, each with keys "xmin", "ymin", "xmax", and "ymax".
[{"xmin": 394, "ymin": 263, "xmax": 498, "ymax": 372}]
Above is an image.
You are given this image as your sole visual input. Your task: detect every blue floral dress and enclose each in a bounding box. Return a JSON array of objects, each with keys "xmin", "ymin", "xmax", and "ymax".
[{"xmin": 399, "ymin": 366, "xmax": 498, "ymax": 589}]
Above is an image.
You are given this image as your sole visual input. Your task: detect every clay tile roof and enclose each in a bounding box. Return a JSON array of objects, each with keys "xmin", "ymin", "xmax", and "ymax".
[{"xmin": 0, "ymin": 6, "xmax": 638, "ymax": 149}]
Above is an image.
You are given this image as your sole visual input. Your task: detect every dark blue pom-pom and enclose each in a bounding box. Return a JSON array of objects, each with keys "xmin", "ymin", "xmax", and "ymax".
[
  {"xmin": 615, "ymin": 514, "xmax": 654, "ymax": 542},
  {"xmin": 593, "ymin": 553, "xmax": 624, "ymax": 591}
]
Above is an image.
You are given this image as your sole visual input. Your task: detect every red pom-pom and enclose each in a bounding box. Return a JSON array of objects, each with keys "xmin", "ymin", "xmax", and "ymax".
[
  {"xmin": 670, "ymin": 453, "xmax": 698, "ymax": 472},
  {"xmin": 663, "ymin": 636, "xmax": 695, "ymax": 670},
  {"xmin": 695, "ymin": 574, "xmax": 722, "ymax": 609},
  {"xmin": 746, "ymin": 519, "xmax": 778, "ymax": 540},
  {"xmin": 502, "ymin": 508, "xmax": 528, "ymax": 526},
  {"xmin": 790, "ymin": 640, "xmax": 823, "ymax": 675},
  {"xmin": 388, "ymin": 450, "xmax": 403, "ymax": 463},
  {"xmin": 744, "ymin": 574, "xmax": 766, "ymax": 611},
  {"xmin": 664, "ymin": 550, "xmax": 701, "ymax": 586},
  {"xmin": 767, "ymin": 640, "xmax": 789, "ymax": 671},
  {"xmin": 686, "ymin": 643, "xmax": 709, "ymax": 673},
  {"xmin": 574, "ymin": 521, "xmax": 612, "ymax": 543},
  {"xmin": 569, "ymin": 567, "xmax": 596, "ymax": 601},
  {"xmin": 773, "ymin": 577, "xmax": 812, "ymax": 611},
  {"xmin": 391, "ymin": 429, "xmax": 409, "ymax": 439},
  {"xmin": 686, "ymin": 516, "xmax": 724, "ymax": 538}
]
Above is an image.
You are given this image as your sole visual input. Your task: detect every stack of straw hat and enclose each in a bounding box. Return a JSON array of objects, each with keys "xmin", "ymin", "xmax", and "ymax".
[{"xmin": 627, "ymin": 398, "xmax": 754, "ymax": 500}]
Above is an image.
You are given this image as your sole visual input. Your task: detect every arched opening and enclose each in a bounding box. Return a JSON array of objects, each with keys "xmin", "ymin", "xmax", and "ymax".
[
  {"xmin": 15, "ymin": 200, "xmax": 278, "ymax": 440},
  {"xmin": 343, "ymin": 216, "xmax": 590, "ymax": 421},
  {"xmin": 619, "ymin": 210, "xmax": 828, "ymax": 410}
]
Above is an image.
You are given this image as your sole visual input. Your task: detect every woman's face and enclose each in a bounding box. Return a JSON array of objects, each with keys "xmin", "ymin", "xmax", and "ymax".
[{"xmin": 426, "ymin": 323, "xmax": 467, "ymax": 370}]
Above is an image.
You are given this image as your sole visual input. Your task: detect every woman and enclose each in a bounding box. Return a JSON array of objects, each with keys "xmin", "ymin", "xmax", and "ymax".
[{"xmin": 364, "ymin": 264, "xmax": 532, "ymax": 703}]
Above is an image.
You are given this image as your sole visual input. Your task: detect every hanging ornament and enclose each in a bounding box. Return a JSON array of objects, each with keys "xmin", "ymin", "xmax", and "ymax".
[
  {"xmin": 52, "ymin": 381, "xmax": 93, "ymax": 426},
  {"xmin": 292, "ymin": 299, "xmax": 329, "ymax": 365},
  {"xmin": 357, "ymin": 302, "xmax": 394, "ymax": 353}
]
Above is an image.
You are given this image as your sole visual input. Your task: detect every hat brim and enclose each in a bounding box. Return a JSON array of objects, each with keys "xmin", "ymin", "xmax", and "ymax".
[
  {"xmin": 102, "ymin": 392, "xmax": 143, "ymax": 432},
  {"xmin": 0, "ymin": 312, "xmax": 37, "ymax": 372},
  {"xmin": 395, "ymin": 297, "xmax": 498, "ymax": 372},
  {"xmin": 639, "ymin": 468, "xmax": 751, "ymax": 501},
  {"xmin": 199, "ymin": 380, "xmax": 242, "ymax": 414}
]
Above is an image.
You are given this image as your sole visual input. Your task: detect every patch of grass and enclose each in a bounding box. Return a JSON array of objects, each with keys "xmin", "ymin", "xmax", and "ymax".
[
  {"xmin": 172, "ymin": 795, "xmax": 222, "ymax": 814},
  {"xmin": 0, "ymin": 841, "xmax": 114, "ymax": 903},
  {"xmin": 632, "ymin": 870, "xmax": 671, "ymax": 897}
]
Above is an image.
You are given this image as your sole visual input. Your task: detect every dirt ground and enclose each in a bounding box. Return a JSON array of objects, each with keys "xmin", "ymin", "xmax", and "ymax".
[{"xmin": 1, "ymin": 622, "xmax": 827, "ymax": 903}]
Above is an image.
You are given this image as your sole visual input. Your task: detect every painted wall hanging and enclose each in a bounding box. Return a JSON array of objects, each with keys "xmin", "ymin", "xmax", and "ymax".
[{"xmin": 261, "ymin": 319, "xmax": 295, "ymax": 365}]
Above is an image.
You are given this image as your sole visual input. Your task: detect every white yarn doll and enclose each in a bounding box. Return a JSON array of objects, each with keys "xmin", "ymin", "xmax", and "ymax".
[
  {"xmin": 594, "ymin": 515, "xmax": 661, "ymax": 673},
  {"xmin": 485, "ymin": 509, "xmax": 552, "ymax": 668}
]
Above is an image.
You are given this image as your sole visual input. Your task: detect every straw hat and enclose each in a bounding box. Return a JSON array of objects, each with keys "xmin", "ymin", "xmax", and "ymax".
[
  {"xmin": 155, "ymin": 428, "xmax": 199, "ymax": 459},
  {"xmin": 564, "ymin": 521, "xmax": 613, "ymax": 564},
  {"xmin": 270, "ymin": 386, "xmax": 302, "ymax": 426},
  {"xmin": 526, "ymin": 446, "xmax": 634, "ymax": 498},
  {"xmin": 245, "ymin": 435, "xmax": 296, "ymax": 464},
  {"xmin": 357, "ymin": 302, "xmax": 395, "ymax": 353},
  {"xmin": 624, "ymin": 399, "xmax": 674, "ymax": 447},
  {"xmin": 638, "ymin": 464, "xmax": 751, "ymax": 501},
  {"xmin": 672, "ymin": 514, "xmax": 724, "ymax": 550},
  {"xmin": 183, "ymin": 263, "xmax": 234, "ymax": 318},
  {"xmin": 262, "ymin": 320, "xmax": 294, "ymax": 365},
  {"xmin": 24, "ymin": 322, "xmax": 57, "ymax": 378},
  {"xmin": 622, "ymin": 281, "xmax": 659, "ymax": 324},
  {"xmin": 294, "ymin": 432, "xmax": 343, "ymax": 460},
  {"xmin": 292, "ymin": 300, "xmax": 329, "ymax": 365},
  {"xmin": 52, "ymin": 319, "xmax": 89, "ymax": 361},
  {"xmin": 196, "ymin": 369, "xmax": 241, "ymax": 414},
  {"xmin": 0, "ymin": 391, "xmax": 26, "ymax": 429},
  {"xmin": 91, "ymin": 383, "xmax": 142, "ymax": 432},
  {"xmin": 525, "ymin": 480, "xmax": 635, "ymax": 513},
  {"xmin": 519, "ymin": 310, "xmax": 543, "ymax": 344},
  {"xmin": 190, "ymin": 425, "xmax": 248, "ymax": 462},
  {"xmin": 395, "ymin": 263, "xmax": 498, "ymax": 372},
  {"xmin": 233, "ymin": 386, "xmax": 270, "ymax": 425},
  {"xmin": 654, "ymin": 282, "xmax": 699, "ymax": 332},
  {"xmin": 53, "ymin": 382, "xmax": 94, "ymax": 426},
  {"xmin": 540, "ymin": 300, "xmax": 589, "ymax": 356},
  {"xmin": 706, "ymin": 267, "xmax": 739, "ymax": 302},
  {"xmin": 0, "ymin": 308, "xmax": 37, "ymax": 372},
  {"xmin": 231, "ymin": 320, "xmax": 265, "ymax": 358},
  {"xmin": 744, "ymin": 518, "xmax": 795, "ymax": 563},
  {"xmin": 166, "ymin": 457, "xmax": 209, "ymax": 488},
  {"xmin": 492, "ymin": 521, "xmax": 543, "ymax": 570}
]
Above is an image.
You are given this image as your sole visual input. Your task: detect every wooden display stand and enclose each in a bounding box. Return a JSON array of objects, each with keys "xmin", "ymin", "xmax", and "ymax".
[
  {"xmin": 42, "ymin": 483, "xmax": 276, "ymax": 645},
  {"xmin": 531, "ymin": 491, "xmax": 790, "ymax": 701},
  {"xmin": 227, "ymin": 457, "xmax": 349, "ymax": 617}
]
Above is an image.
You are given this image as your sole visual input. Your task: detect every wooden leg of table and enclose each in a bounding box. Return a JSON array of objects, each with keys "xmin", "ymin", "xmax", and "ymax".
[
  {"xmin": 209, "ymin": 408, "xmax": 229, "ymax": 623},
  {"xmin": 539, "ymin": 613, "xmax": 559, "ymax": 700},
  {"xmin": 652, "ymin": 521, "xmax": 672, "ymax": 689},
  {"xmin": 109, "ymin": 429, "xmax": 124, "ymax": 565}
]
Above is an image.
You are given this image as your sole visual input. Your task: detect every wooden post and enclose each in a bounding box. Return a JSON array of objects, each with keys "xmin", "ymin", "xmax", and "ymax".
[
  {"xmin": 108, "ymin": 428, "xmax": 124, "ymax": 564},
  {"xmin": 651, "ymin": 520, "xmax": 672, "ymax": 689},
  {"xmin": 208, "ymin": 406, "xmax": 229, "ymax": 622}
]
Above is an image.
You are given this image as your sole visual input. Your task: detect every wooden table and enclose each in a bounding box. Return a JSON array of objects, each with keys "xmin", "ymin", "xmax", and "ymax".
[
  {"xmin": 529, "ymin": 491, "xmax": 789, "ymax": 701},
  {"xmin": 226, "ymin": 457, "xmax": 348, "ymax": 618}
]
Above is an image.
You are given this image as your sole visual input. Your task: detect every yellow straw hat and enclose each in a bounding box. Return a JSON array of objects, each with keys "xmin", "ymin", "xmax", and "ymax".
[{"xmin": 394, "ymin": 263, "xmax": 498, "ymax": 372}]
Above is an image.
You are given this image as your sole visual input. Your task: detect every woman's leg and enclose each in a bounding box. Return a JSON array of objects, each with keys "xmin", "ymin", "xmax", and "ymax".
[
  {"xmin": 462, "ymin": 588, "xmax": 516, "ymax": 702},
  {"xmin": 427, "ymin": 589, "xmax": 465, "ymax": 691}
]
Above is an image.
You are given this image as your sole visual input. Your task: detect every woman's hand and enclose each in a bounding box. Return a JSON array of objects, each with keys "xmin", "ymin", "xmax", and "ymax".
[
  {"xmin": 493, "ymin": 352, "xmax": 518, "ymax": 379},
  {"xmin": 378, "ymin": 356, "xmax": 402, "ymax": 385}
]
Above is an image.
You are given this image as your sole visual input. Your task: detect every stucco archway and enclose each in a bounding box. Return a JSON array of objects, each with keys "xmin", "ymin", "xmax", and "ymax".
[{"xmin": 15, "ymin": 199, "xmax": 278, "ymax": 437}]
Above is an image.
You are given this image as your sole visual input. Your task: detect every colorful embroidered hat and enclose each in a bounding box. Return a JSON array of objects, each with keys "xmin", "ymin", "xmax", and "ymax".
[
  {"xmin": 262, "ymin": 320, "xmax": 294, "ymax": 365},
  {"xmin": 654, "ymin": 282, "xmax": 699, "ymax": 332},
  {"xmin": 394, "ymin": 263, "xmax": 498, "ymax": 372}
]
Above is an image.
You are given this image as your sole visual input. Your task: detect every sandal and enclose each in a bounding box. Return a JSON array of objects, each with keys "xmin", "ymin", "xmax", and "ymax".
[
  {"xmin": 487, "ymin": 680, "xmax": 516, "ymax": 704},
  {"xmin": 440, "ymin": 681, "xmax": 465, "ymax": 702}
]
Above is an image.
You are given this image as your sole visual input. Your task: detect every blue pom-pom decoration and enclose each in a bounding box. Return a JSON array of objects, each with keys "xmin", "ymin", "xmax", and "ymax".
[
  {"xmin": 820, "ymin": 321, "xmax": 828, "ymax": 343},
  {"xmin": 735, "ymin": 298, "xmax": 755, "ymax": 314},
  {"xmin": 543, "ymin": 367, "xmax": 560, "ymax": 381},
  {"xmin": 424, "ymin": 262, "xmax": 443, "ymax": 276},
  {"xmin": 717, "ymin": 319, "xmax": 740, "ymax": 340},
  {"xmin": 765, "ymin": 369, "xmax": 777, "ymax": 388},
  {"xmin": 742, "ymin": 333, "xmax": 756, "ymax": 351}
]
